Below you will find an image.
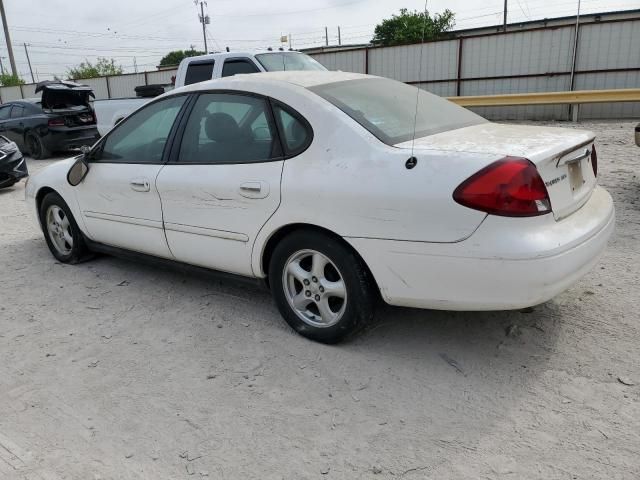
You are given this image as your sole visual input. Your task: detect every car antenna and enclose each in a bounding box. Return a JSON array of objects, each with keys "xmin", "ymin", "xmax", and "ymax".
[{"xmin": 409, "ymin": 0, "xmax": 430, "ymax": 163}]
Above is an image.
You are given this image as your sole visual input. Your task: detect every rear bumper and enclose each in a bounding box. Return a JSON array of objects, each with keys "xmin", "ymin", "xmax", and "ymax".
[
  {"xmin": 44, "ymin": 126, "xmax": 100, "ymax": 151},
  {"xmin": 347, "ymin": 186, "xmax": 615, "ymax": 310}
]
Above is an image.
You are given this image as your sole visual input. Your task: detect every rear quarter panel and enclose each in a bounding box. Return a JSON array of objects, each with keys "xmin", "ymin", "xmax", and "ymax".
[{"xmin": 247, "ymin": 81, "xmax": 498, "ymax": 276}]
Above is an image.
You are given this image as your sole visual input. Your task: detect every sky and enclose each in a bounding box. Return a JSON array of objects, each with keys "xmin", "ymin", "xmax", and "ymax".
[{"xmin": 2, "ymin": 0, "xmax": 637, "ymax": 81}]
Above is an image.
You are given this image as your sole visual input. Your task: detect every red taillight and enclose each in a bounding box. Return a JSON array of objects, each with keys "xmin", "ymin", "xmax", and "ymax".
[
  {"xmin": 453, "ymin": 157, "xmax": 551, "ymax": 217},
  {"xmin": 591, "ymin": 145, "xmax": 598, "ymax": 177},
  {"xmin": 48, "ymin": 118, "xmax": 65, "ymax": 127}
]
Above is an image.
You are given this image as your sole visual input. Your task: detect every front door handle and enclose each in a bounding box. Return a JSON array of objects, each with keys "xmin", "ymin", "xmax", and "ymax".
[{"xmin": 130, "ymin": 178, "xmax": 150, "ymax": 192}]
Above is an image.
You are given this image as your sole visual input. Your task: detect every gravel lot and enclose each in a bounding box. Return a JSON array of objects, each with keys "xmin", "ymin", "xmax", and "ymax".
[{"xmin": 0, "ymin": 120, "xmax": 638, "ymax": 479}]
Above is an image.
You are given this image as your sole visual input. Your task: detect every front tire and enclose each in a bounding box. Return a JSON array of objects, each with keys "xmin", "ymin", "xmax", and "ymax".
[
  {"xmin": 39, "ymin": 192, "xmax": 91, "ymax": 263},
  {"xmin": 269, "ymin": 230, "xmax": 376, "ymax": 343}
]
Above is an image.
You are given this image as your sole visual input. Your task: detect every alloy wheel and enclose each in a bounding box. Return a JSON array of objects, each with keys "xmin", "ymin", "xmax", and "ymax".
[
  {"xmin": 46, "ymin": 205, "xmax": 73, "ymax": 256},
  {"xmin": 282, "ymin": 249, "xmax": 347, "ymax": 328}
]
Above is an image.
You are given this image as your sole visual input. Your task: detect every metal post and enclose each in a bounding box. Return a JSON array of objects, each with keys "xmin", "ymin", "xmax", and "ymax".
[
  {"xmin": 325, "ymin": 26, "xmax": 328, "ymax": 46},
  {"xmin": 338, "ymin": 26, "xmax": 341, "ymax": 46},
  {"xmin": 200, "ymin": 2, "xmax": 208, "ymax": 53},
  {"xmin": 24, "ymin": 43, "xmax": 34, "ymax": 83},
  {"xmin": 289, "ymin": 33, "xmax": 292, "ymax": 50},
  {"xmin": 0, "ymin": 0, "xmax": 17, "ymax": 76},
  {"xmin": 569, "ymin": 0, "xmax": 581, "ymax": 121},
  {"xmin": 456, "ymin": 38, "xmax": 464, "ymax": 96},
  {"xmin": 503, "ymin": 0, "xmax": 508, "ymax": 31}
]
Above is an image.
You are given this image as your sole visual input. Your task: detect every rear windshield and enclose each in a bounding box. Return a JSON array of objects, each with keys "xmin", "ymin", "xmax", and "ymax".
[
  {"xmin": 255, "ymin": 53, "xmax": 326, "ymax": 72},
  {"xmin": 309, "ymin": 77, "xmax": 486, "ymax": 145}
]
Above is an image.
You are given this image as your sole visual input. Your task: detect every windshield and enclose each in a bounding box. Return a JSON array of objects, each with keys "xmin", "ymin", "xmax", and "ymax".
[
  {"xmin": 309, "ymin": 77, "xmax": 487, "ymax": 145},
  {"xmin": 255, "ymin": 53, "xmax": 327, "ymax": 72}
]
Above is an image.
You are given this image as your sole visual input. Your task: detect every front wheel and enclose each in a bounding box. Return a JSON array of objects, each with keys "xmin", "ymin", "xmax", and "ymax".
[
  {"xmin": 39, "ymin": 192, "xmax": 91, "ymax": 263},
  {"xmin": 269, "ymin": 230, "xmax": 376, "ymax": 343}
]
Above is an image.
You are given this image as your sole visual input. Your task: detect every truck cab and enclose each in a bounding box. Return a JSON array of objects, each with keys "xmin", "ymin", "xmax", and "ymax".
[
  {"xmin": 94, "ymin": 51, "xmax": 326, "ymax": 136},
  {"xmin": 174, "ymin": 50, "xmax": 327, "ymax": 87}
]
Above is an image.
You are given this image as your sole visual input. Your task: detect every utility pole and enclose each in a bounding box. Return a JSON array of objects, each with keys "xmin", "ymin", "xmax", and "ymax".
[
  {"xmin": 288, "ymin": 33, "xmax": 292, "ymax": 50},
  {"xmin": 338, "ymin": 26, "xmax": 341, "ymax": 46},
  {"xmin": 0, "ymin": 56, "xmax": 5, "ymax": 75},
  {"xmin": 503, "ymin": 0, "xmax": 508, "ymax": 31},
  {"xmin": 24, "ymin": 43, "xmax": 34, "ymax": 83},
  {"xmin": 0, "ymin": 0, "xmax": 17, "ymax": 76},
  {"xmin": 569, "ymin": 0, "xmax": 582, "ymax": 121},
  {"xmin": 325, "ymin": 26, "xmax": 328, "ymax": 46},
  {"xmin": 196, "ymin": 1, "xmax": 209, "ymax": 53},
  {"xmin": 133, "ymin": 56, "xmax": 138, "ymax": 73}
]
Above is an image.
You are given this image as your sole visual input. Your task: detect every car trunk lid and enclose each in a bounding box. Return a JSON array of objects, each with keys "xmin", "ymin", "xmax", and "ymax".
[
  {"xmin": 397, "ymin": 123, "xmax": 597, "ymax": 220},
  {"xmin": 36, "ymin": 80, "xmax": 96, "ymax": 126}
]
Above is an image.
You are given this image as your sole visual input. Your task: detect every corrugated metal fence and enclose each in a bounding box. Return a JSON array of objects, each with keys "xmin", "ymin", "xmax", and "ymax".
[
  {"xmin": 310, "ymin": 16, "xmax": 640, "ymax": 120},
  {"xmin": 0, "ymin": 68, "xmax": 178, "ymax": 103},
  {"xmin": 1, "ymin": 15, "xmax": 638, "ymax": 120}
]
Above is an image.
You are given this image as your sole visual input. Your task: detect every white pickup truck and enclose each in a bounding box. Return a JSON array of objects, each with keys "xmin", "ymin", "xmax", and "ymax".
[{"xmin": 93, "ymin": 50, "xmax": 326, "ymax": 136}]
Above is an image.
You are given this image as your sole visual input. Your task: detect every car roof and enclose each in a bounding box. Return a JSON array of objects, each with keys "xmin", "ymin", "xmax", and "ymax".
[
  {"xmin": 178, "ymin": 71, "xmax": 371, "ymax": 94},
  {"xmin": 184, "ymin": 50, "xmax": 308, "ymax": 63}
]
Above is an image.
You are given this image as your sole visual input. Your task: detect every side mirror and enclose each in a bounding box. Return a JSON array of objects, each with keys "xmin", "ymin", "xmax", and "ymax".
[{"xmin": 67, "ymin": 157, "xmax": 89, "ymax": 186}]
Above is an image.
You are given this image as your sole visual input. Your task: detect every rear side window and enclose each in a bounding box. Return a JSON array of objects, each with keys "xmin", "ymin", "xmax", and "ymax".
[
  {"xmin": 0, "ymin": 105, "xmax": 11, "ymax": 120},
  {"xmin": 10, "ymin": 106, "xmax": 24, "ymax": 118},
  {"xmin": 184, "ymin": 61, "xmax": 215, "ymax": 86},
  {"xmin": 178, "ymin": 93, "xmax": 280, "ymax": 164},
  {"xmin": 221, "ymin": 60, "xmax": 260, "ymax": 77},
  {"xmin": 273, "ymin": 103, "xmax": 312, "ymax": 156}
]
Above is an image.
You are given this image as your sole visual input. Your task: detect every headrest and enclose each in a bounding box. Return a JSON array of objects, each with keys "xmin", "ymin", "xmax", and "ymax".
[{"xmin": 205, "ymin": 112, "xmax": 240, "ymax": 142}]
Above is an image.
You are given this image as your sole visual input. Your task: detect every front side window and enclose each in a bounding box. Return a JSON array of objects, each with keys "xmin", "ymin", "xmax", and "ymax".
[
  {"xmin": 221, "ymin": 60, "xmax": 260, "ymax": 77},
  {"xmin": 184, "ymin": 61, "xmax": 215, "ymax": 86},
  {"xmin": 310, "ymin": 77, "xmax": 487, "ymax": 145},
  {"xmin": 178, "ymin": 93, "xmax": 280, "ymax": 164},
  {"xmin": 255, "ymin": 53, "xmax": 326, "ymax": 72},
  {"xmin": 97, "ymin": 95, "xmax": 186, "ymax": 163}
]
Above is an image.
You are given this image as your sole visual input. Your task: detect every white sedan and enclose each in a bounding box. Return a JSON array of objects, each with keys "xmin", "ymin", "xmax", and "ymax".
[{"xmin": 26, "ymin": 71, "xmax": 614, "ymax": 343}]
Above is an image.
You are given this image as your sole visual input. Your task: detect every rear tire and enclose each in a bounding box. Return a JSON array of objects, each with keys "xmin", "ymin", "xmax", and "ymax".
[
  {"xmin": 269, "ymin": 230, "xmax": 375, "ymax": 343},
  {"xmin": 39, "ymin": 192, "xmax": 91, "ymax": 263},
  {"xmin": 26, "ymin": 132, "xmax": 51, "ymax": 160}
]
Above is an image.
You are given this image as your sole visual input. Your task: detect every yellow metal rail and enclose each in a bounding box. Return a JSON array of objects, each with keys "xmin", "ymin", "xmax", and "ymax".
[{"xmin": 447, "ymin": 88, "xmax": 640, "ymax": 107}]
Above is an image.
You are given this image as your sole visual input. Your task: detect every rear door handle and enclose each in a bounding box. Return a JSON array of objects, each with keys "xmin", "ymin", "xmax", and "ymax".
[
  {"xmin": 239, "ymin": 181, "xmax": 269, "ymax": 199},
  {"xmin": 130, "ymin": 177, "xmax": 150, "ymax": 192}
]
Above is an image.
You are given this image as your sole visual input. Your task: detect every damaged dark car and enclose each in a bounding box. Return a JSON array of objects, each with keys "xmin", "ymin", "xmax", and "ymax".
[
  {"xmin": 0, "ymin": 135, "xmax": 28, "ymax": 189},
  {"xmin": 0, "ymin": 80, "xmax": 100, "ymax": 160}
]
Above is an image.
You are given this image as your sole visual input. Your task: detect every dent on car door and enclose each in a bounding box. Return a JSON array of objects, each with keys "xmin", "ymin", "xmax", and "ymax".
[
  {"xmin": 155, "ymin": 92, "xmax": 286, "ymax": 276},
  {"xmin": 73, "ymin": 94, "xmax": 188, "ymax": 257}
]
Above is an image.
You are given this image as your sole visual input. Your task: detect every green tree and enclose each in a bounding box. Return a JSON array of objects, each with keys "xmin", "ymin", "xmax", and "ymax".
[
  {"xmin": 372, "ymin": 8, "xmax": 455, "ymax": 46},
  {"xmin": 67, "ymin": 57, "xmax": 123, "ymax": 79},
  {"xmin": 159, "ymin": 49, "xmax": 205, "ymax": 67},
  {"xmin": 0, "ymin": 73, "xmax": 25, "ymax": 86}
]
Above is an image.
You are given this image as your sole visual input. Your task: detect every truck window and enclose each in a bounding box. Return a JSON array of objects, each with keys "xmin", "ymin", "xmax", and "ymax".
[
  {"xmin": 221, "ymin": 59, "xmax": 260, "ymax": 77},
  {"xmin": 184, "ymin": 61, "xmax": 215, "ymax": 86}
]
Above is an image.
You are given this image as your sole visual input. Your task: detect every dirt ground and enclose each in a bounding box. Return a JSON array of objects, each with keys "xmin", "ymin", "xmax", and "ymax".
[{"xmin": 0, "ymin": 120, "xmax": 638, "ymax": 480}]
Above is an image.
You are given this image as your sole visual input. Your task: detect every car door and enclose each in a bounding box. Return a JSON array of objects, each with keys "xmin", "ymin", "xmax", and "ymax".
[
  {"xmin": 74, "ymin": 94, "xmax": 188, "ymax": 258},
  {"xmin": 5, "ymin": 104, "xmax": 26, "ymax": 146},
  {"xmin": 155, "ymin": 92, "xmax": 285, "ymax": 276}
]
